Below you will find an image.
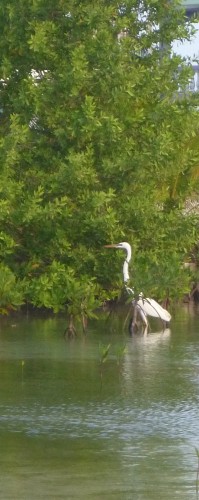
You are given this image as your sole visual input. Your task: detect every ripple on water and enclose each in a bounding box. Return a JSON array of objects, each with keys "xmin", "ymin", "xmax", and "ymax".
[{"xmin": 0, "ymin": 399, "xmax": 198, "ymax": 446}]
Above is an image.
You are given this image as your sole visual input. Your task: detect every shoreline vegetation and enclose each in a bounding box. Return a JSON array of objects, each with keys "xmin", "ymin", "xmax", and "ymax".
[{"xmin": 0, "ymin": 1, "xmax": 199, "ymax": 324}]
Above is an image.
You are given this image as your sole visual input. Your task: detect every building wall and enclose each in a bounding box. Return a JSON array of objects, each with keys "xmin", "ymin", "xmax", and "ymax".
[{"xmin": 182, "ymin": 1, "xmax": 199, "ymax": 15}]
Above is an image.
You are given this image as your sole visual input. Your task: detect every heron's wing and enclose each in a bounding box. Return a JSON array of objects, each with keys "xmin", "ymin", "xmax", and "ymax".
[{"xmin": 137, "ymin": 298, "xmax": 171, "ymax": 322}]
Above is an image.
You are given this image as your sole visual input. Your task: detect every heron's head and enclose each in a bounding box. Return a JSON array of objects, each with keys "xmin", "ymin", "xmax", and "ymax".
[
  {"xmin": 104, "ymin": 241, "xmax": 130, "ymax": 250},
  {"xmin": 104, "ymin": 242, "xmax": 132, "ymax": 261}
]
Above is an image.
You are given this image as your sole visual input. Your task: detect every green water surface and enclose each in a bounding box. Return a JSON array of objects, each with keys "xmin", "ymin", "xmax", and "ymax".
[{"xmin": 0, "ymin": 305, "xmax": 199, "ymax": 499}]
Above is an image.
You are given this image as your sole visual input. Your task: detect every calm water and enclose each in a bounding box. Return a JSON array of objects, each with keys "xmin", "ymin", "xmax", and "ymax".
[{"xmin": 0, "ymin": 305, "xmax": 199, "ymax": 499}]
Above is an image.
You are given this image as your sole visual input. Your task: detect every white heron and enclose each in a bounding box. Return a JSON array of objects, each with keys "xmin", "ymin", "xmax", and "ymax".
[{"xmin": 104, "ymin": 241, "xmax": 171, "ymax": 331}]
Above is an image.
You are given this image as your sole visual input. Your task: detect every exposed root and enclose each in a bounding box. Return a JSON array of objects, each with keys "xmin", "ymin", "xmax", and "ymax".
[{"xmin": 64, "ymin": 315, "xmax": 77, "ymax": 339}]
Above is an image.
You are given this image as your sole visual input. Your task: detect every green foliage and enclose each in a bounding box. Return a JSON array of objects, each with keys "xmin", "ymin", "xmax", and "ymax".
[
  {"xmin": 115, "ymin": 344, "xmax": 127, "ymax": 366},
  {"xmin": 27, "ymin": 261, "xmax": 104, "ymax": 316},
  {"xmin": 0, "ymin": 0, "xmax": 199, "ymax": 318},
  {"xmin": 99, "ymin": 343, "xmax": 111, "ymax": 365},
  {"xmin": 0, "ymin": 265, "xmax": 24, "ymax": 313}
]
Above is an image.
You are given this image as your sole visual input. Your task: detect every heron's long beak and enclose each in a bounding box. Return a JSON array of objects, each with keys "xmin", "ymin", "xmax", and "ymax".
[{"xmin": 104, "ymin": 244, "xmax": 117, "ymax": 248}]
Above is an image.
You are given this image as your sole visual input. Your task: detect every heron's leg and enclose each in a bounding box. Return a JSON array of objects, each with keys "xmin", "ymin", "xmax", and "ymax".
[
  {"xmin": 129, "ymin": 302, "xmax": 149, "ymax": 334},
  {"xmin": 129, "ymin": 303, "xmax": 138, "ymax": 334},
  {"xmin": 142, "ymin": 326, "xmax": 148, "ymax": 337},
  {"xmin": 136, "ymin": 304, "xmax": 148, "ymax": 328}
]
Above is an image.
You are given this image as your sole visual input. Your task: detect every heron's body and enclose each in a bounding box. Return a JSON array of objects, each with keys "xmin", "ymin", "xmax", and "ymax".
[
  {"xmin": 104, "ymin": 241, "xmax": 171, "ymax": 329},
  {"xmin": 136, "ymin": 297, "xmax": 171, "ymax": 322}
]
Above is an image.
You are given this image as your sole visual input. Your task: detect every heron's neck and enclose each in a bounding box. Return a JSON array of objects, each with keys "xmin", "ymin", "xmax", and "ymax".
[
  {"xmin": 123, "ymin": 246, "xmax": 131, "ymax": 283},
  {"xmin": 123, "ymin": 261, "xmax": 129, "ymax": 283}
]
